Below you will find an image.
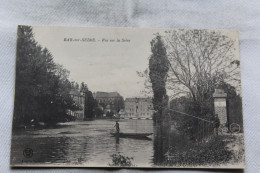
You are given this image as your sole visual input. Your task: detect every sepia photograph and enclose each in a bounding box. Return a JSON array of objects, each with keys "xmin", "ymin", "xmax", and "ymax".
[{"xmin": 10, "ymin": 26, "xmax": 244, "ymax": 168}]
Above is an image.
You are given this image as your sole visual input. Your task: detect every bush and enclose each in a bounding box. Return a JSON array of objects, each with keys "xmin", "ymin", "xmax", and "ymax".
[
  {"xmin": 165, "ymin": 136, "xmax": 233, "ymax": 166},
  {"xmin": 109, "ymin": 154, "xmax": 134, "ymax": 167}
]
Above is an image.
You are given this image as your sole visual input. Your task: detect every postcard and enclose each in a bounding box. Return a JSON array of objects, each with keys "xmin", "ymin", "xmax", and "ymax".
[{"xmin": 10, "ymin": 26, "xmax": 244, "ymax": 168}]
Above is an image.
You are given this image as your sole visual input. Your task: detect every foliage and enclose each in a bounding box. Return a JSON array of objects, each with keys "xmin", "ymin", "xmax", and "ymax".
[
  {"xmin": 139, "ymin": 30, "xmax": 241, "ymax": 140},
  {"xmin": 93, "ymin": 95, "xmax": 124, "ymax": 118},
  {"xmin": 78, "ymin": 81, "xmax": 97, "ymax": 120},
  {"xmin": 165, "ymin": 29, "xmax": 240, "ymax": 101},
  {"xmin": 106, "ymin": 111, "xmax": 114, "ymax": 118},
  {"xmin": 109, "ymin": 154, "xmax": 134, "ymax": 167},
  {"xmin": 84, "ymin": 90, "xmax": 96, "ymax": 119},
  {"xmin": 169, "ymin": 96, "xmax": 212, "ymax": 141},
  {"xmin": 94, "ymin": 106, "xmax": 104, "ymax": 118},
  {"xmin": 80, "ymin": 82, "xmax": 88, "ymax": 92},
  {"xmin": 148, "ymin": 35, "xmax": 169, "ymax": 120},
  {"xmin": 70, "ymin": 81, "xmax": 80, "ymax": 91},
  {"xmin": 140, "ymin": 30, "xmax": 241, "ymax": 119},
  {"xmin": 165, "ymin": 136, "xmax": 233, "ymax": 166},
  {"xmin": 14, "ymin": 26, "xmax": 81, "ymax": 126},
  {"xmin": 169, "ymin": 81, "xmax": 242, "ymax": 140},
  {"xmin": 114, "ymin": 97, "xmax": 125, "ymax": 113}
]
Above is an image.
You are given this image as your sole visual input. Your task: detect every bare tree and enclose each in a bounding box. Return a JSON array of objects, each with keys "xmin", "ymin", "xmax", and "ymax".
[{"xmin": 163, "ymin": 29, "xmax": 240, "ymax": 106}]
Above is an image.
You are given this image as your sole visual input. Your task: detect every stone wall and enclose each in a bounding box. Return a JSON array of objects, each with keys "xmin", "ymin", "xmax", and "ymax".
[{"xmin": 213, "ymin": 89, "xmax": 227, "ymax": 127}]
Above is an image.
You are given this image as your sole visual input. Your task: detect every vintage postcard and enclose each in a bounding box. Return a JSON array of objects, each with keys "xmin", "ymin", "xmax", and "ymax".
[{"xmin": 10, "ymin": 26, "xmax": 245, "ymax": 168}]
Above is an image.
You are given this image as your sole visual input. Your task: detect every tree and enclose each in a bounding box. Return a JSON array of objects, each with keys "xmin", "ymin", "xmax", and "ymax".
[
  {"xmin": 84, "ymin": 90, "xmax": 96, "ymax": 120},
  {"xmin": 169, "ymin": 82, "xmax": 243, "ymax": 140},
  {"xmin": 169, "ymin": 96, "xmax": 208, "ymax": 141},
  {"xmin": 164, "ymin": 29, "xmax": 240, "ymax": 110},
  {"xmin": 114, "ymin": 97, "xmax": 125, "ymax": 113},
  {"xmin": 162, "ymin": 30, "xmax": 241, "ymax": 140},
  {"xmin": 75, "ymin": 82, "xmax": 79, "ymax": 90},
  {"xmin": 106, "ymin": 111, "xmax": 114, "ymax": 118},
  {"xmin": 80, "ymin": 82, "xmax": 88, "ymax": 93},
  {"xmin": 139, "ymin": 29, "xmax": 241, "ymax": 140},
  {"xmin": 14, "ymin": 25, "xmax": 77, "ymax": 126},
  {"xmin": 148, "ymin": 35, "xmax": 169, "ymax": 121},
  {"xmin": 40, "ymin": 64, "xmax": 76, "ymax": 125},
  {"xmin": 14, "ymin": 26, "xmax": 56, "ymax": 125},
  {"xmin": 94, "ymin": 106, "xmax": 104, "ymax": 118}
]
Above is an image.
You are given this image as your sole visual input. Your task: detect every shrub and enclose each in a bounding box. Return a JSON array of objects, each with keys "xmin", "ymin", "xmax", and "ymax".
[
  {"xmin": 109, "ymin": 154, "xmax": 134, "ymax": 167},
  {"xmin": 165, "ymin": 136, "xmax": 233, "ymax": 166}
]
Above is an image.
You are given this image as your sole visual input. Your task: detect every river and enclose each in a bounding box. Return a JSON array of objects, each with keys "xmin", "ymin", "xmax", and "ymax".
[
  {"xmin": 11, "ymin": 119, "xmax": 191, "ymax": 167},
  {"xmin": 11, "ymin": 119, "xmax": 160, "ymax": 167}
]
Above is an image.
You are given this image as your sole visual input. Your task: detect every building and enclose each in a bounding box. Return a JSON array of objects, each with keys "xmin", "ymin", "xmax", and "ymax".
[
  {"xmin": 68, "ymin": 89, "xmax": 85, "ymax": 120},
  {"xmin": 124, "ymin": 98, "xmax": 154, "ymax": 119},
  {"xmin": 118, "ymin": 109, "xmax": 126, "ymax": 117},
  {"xmin": 93, "ymin": 91, "xmax": 124, "ymax": 115}
]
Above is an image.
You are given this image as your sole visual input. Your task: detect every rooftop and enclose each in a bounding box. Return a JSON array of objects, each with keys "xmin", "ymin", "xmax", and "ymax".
[
  {"xmin": 125, "ymin": 97, "xmax": 152, "ymax": 102},
  {"xmin": 94, "ymin": 91, "xmax": 122, "ymax": 98}
]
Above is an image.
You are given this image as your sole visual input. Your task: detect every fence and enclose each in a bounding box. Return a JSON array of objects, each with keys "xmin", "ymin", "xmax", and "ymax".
[
  {"xmin": 193, "ymin": 118, "xmax": 215, "ymax": 142},
  {"xmin": 159, "ymin": 106, "xmax": 216, "ymax": 143}
]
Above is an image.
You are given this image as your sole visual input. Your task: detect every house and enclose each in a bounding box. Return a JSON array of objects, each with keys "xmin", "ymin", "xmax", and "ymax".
[
  {"xmin": 68, "ymin": 89, "xmax": 85, "ymax": 120},
  {"xmin": 93, "ymin": 91, "xmax": 124, "ymax": 115},
  {"xmin": 124, "ymin": 97, "xmax": 154, "ymax": 119}
]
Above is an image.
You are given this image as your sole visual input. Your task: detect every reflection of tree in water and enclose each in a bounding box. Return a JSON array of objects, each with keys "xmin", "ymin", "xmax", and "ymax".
[
  {"xmin": 153, "ymin": 115, "xmax": 191, "ymax": 166},
  {"xmin": 29, "ymin": 136, "xmax": 92, "ymax": 164},
  {"xmin": 153, "ymin": 118, "xmax": 170, "ymax": 165},
  {"xmin": 153, "ymin": 125, "xmax": 166, "ymax": 165},
  {"xmin": 116, "ymin": 136, "xmax": 120, "ymax": 144},
  {"xmin": 24, "ymin": 136, "xmax": 71, "ymax": 163}
]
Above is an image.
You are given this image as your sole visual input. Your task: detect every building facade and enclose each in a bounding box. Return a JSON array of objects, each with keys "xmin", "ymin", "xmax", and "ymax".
[
  {"xmin": 68, "ymin": 89, "xmax": 85, "ymax": 120},
  {"xmin": 93, "ymin": 91, "xmax": 124, "ymax": 115},
  {"xmin": 124, "ymin": 98, "xmax": 154, "ymax": 119}
]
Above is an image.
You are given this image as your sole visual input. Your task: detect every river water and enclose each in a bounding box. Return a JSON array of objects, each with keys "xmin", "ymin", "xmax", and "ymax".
[
  {"xmin": 11, "ymin": 119, "xmax": 190, "ymax": 167},
  {"xmin": 11, "ymin": 119, "xmax": 162, "ymax": 167}
]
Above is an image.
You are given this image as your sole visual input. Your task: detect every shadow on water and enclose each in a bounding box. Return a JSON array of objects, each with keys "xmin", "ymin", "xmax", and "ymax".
[
  {"xmin": 11, "ymin": 120, "xmax": 155, "ymax": 166},
  {"xmin": 11, "ymin": 135, "xmax": 92, "ymax": 165},
  {"xmin": 115, "ymin": 136, "xmax": 119, "ymax": 144},
  {"xmin": 11, "ymin": 116, "xmax": 243, "ymax": 168},
  {"xmin": 11, "ymin": 119, "xmax": 194, "ymax": 167},
  {"xmin": 153, "ymin": 118, "xmax": 191, "ymax": 166}
]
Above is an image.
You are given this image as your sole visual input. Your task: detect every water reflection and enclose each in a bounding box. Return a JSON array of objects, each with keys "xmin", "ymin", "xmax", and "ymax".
[
  {"xmin": 11, "ymin": 120, "xmax": 154, "ymax": 166},
  {"xmin": 153, "ymin": 118, "xmax": 192, "ymax": 166},
  {"xmin": 11, "ymin": 119, "xmax": 188, "ymax": 167},
  {"xmin": 115, "ymin": 136, "xmax": 120, "ymax": 144}
]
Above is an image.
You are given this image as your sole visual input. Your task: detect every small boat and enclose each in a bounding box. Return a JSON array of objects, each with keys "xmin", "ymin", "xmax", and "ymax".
[{"xmin": 110, "ymin": 132, "xmax": 153, "ymax": 139}]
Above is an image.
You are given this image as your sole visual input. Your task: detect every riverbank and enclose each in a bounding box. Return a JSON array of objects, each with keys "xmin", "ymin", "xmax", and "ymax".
[{"xmin": 164, "ymin": 133, "xmax": 244, "ymax": 167}]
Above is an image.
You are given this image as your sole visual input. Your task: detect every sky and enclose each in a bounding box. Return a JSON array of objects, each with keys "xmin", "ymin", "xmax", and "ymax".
[
  {"xmin": 32, "ymin": 26, "xmax": 240, "ymax": 98},
  {"xmin": 32, "ymin": 26, "xmax": 160, "ymax": 98}
]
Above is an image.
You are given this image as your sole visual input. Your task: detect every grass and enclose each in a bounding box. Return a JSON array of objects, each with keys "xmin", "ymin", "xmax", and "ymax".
[{"xmin": 165, "ymin": 134, "xmax": 244, "ymax": 167}]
